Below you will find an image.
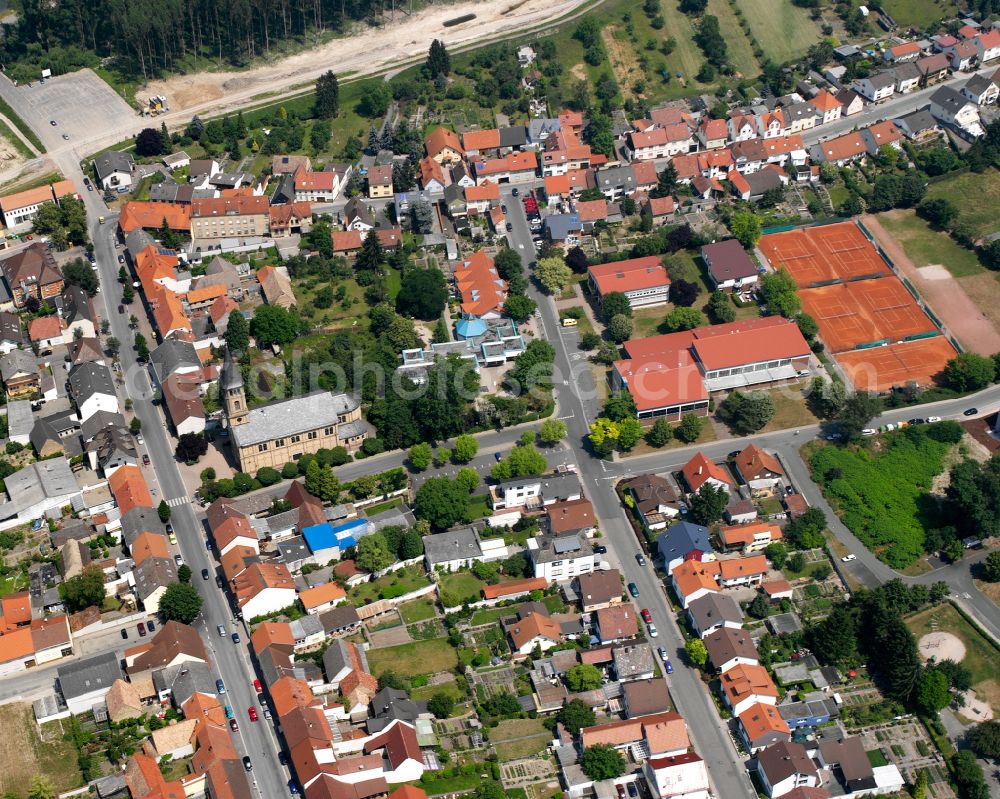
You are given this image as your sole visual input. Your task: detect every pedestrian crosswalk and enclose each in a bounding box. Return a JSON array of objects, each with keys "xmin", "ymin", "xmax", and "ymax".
[{"xmin": 165, "ymin": 496, "xmax": 189, "ymax": 508}]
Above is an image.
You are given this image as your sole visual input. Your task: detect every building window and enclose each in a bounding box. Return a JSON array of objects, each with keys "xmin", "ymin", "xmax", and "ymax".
[
  {"xmin": 308, "ymin": 431, "xmax": 317, "ymax": 440},
  {"xmin": 290, "ymin": 435, "xmax": 301, "ymax": 443},
  {"xmin": 275, "ymin": 439, "xmax": 285, "ymax": 447},
  {"xmin": 257, "ymin": 443, "xmax": 268, "ymax": 452},
  {"xmin": 324, "ymin": 426, "xmax": 335, "ymax": 435}
]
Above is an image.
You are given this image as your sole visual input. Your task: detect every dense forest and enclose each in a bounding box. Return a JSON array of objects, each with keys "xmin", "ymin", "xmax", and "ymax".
[{"xmin": 1, "ymin": 0, "xmax": 408, "ymax": 80}]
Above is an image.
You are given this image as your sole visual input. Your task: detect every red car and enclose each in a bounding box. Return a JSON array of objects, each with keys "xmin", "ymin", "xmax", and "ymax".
[
  {"xmin": 142, "ymin": 454, "xmax": 150, "ymax": 465},
  {"xmin": 229, "ymin": 718, "xmax": 239, "ymax": 732},
  {"xmin": 253, "ymin": 679, "xmax": 263, "ymax": 694},
  {"xmin": 248, "ymin": 706, "xmax": 258, "ymax": 722},
  {"xmin": 640, "ymin": 608, "xmax": 652, "ymax": 624}
]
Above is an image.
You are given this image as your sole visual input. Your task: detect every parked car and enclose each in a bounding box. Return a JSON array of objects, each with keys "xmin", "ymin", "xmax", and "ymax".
[
  {"xmin": 248, "ymin": 706, "xmax": 258, "ymax": 721},
  {"xmin": 253, "ymin": 679, "xmax": 263, "ymax": 693},
  {"xmin": 647, "ymin": 623, "xmax": 658, "ymax": 638},
  {"xmin": 627, "ymin": 582, "xmax": 639, "ymax": 598},
  {"xmin": 174, "ymin": 554, "xmax": 183, "ymax": 566},
  {"xmin": 861, "ymin": 428, "xmax": 877, "ymax": 436},
  {"xmin": 505, "ymin": 222, "xmax": 513, "ymax": 232},
  {"xmin": 242, "ymin": 757, "xmax": 252, "ymax": 772},
  {"xmin": 658, "ymin": 646, "xmax": 668, "ymax": 663},
  {"xmin": 635, "ymin": 553, "xmax": 646, "ymax": 566},
  {"xmin": 664, "ymin": 658, "xmax": 673, "ymax": 674},
  {"xmin": 627, "ymin": 783, "xmax": 638, "ymax": 798},
  {"xmin": 278, "ymin": 752, "xmax": 289, "ymax": 767},
  {"xmin": 168, "ymin": 532, "xmax": 177, "ymax": 545},
  {"xmin": 120, "ymin": 629, "xmax": 128, "ymax": 639},
  {"xmin": 229, "ymin": 718, "xmax": 239, "ymax": 732},
  {"xmin": 224, "ymin": 705, "xmax": 234, "ymax": 719},
  {"xmin": 137, "ymin": 624, "xmax": 146, "ymax": 637},
  {"xmin": 231, "ymin": 632, "xmax": 240, "ymax": 644},
  {"xmin": 908, "ymin": 418, "xmax": 925, "ymax": 425},
  {"xmin": 594, "ymin": 545, "xmax": 607, "ymax": 555},
  {"xmin": 146, "ymin": 621, "xmax": 154, "ymax": 632},
  {"xmin": 216, "ymin": 679, "xmax": 226, "ymax": 694},
  {"xmin": 289, "ymin": 780, "xmax": 299, "ymax": 795},
  {"xmin": 640, "ymin": 608, "xmax": 652, "ymax": 624},
  {"xmin": 263, "ymin": 707, "xmax": 272, "ymax": 720},
  {"xmin": 842, "ymin": 554, "xmax": 857, "ymax": 562},
  {"xmin": 142, "ymin": 454, "xmax": 150, "ymax": 465},
  {"xmin": 511, "ymin": 187, "xmax": 519, "ymax": 197}
]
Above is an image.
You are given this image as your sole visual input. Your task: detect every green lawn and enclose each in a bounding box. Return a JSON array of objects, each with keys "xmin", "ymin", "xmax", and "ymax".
[
  {"xmin": 758, "ymin": 381, "xmax": 822, "ymax": 433},
  {"xmin": 866, "ymin": 749, "xmax": 889, "ymax": 767},
  {"xmin": 399, "ymin": 597, "xmax": 438, "ymax": 624},
  {"xmin": 465, "ymin": 493, "xmax": 492, "ymax": 522},
  {"xmin": 470, "ymin": 605, "xmax": 520, "ymax": 626},
  {"xmin": 364, "ymin": 637, "xmax": 459, "ymax": 679},
  {"xmin": 0, "ymin": 571, "xmax": 29, "ymax": 597},
  {"xmin": 365, "ymin": 498, "xmax": 402, "ymax": 516},
  {"xmin": 347, "ymin": 565, "xmax": 430, "ymax": 605},
  {"xmin": 925, "ymin": 168, "xmax": 1000, "ymax": 241},
  {"xmin": 878, "ymin": 210, "xmax": 984, "ymax": 278},
  {"xmin": 292, "ymin": 273, "xmax": 369, "ymax": 330},
  {"xmin": 880, "ymin": 0, "xmax": 962, "ymax": 29},
  {"xmin": 411, "ymin": 677, "xmax": 466, "ymax": 703},
  {"xmin": 438, "ymin": 571, "xmax": 487, "ymax": 605},
  {"xmin": 733, "ymin": 0, "xmax": 822, "ymax": 63},
  {"xmin": 707, "ymin": 0, "xmax": 759, "ymax": 78}
]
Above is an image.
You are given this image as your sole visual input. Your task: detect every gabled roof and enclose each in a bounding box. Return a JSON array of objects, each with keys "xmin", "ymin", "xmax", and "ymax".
[
  {"xmin": 109, "ymin": 464, "xmax": 153, "ymax": 515},
  {"xmin": 758, "ymin": 741, "xmax": 819, "ymax": 784},
  {"xmin": 735, "ymin": 444, "xmax": 784, "ymax": 479},
  {"xmin": 720, "ymin": 662, "xmax": 778, "ymax": 705},
  {"xmin": 507, "ymin": 611, "xmax": 561, "ymax": 649},
  {"xmin": 658, "ymin": 520, "xmax": 713, "ymax": 562},
  {"xmin": 738, "ymin": 702, "xmax": 790, "ymax": 741},
  {"xmin": 462, "ymin": 128, "xmax": 501, "ymax": 151},
  {"xmin": 810, "ymin": 89, "xmax": 842, "ymax": 112},
  {"xmin": 588, "ymin": 256, "xmax": 669, "ymax": 296},
  {"xmin": 299, "ymin": 581, "xmax": 347, "ymax": 610},
  {"xmin": 424, "ymin": 127, "xmax": 464, "ymax": 158},
  {"xmin": 682, "ymin": 452, "xmax": 735, "ymax": 492},
  {"xmin": 454, "ymin": 250, "xmax": 506, "ymax": 316},
  {"xmin": 704, "ymin": 626, "xmax": 758, "ymax": 667},
  {"xmin": 687, "ymin": 592, "xmax": 743, "ymax": 631}
]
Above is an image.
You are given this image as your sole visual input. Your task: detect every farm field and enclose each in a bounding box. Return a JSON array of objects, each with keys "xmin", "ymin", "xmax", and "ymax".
[
  {"xmin": 877, "ymin": 210, "xmax": 984, "ymax": 278},
  {"xmin": 924, "ymin": 168, "xmax": 1000, "ymax": 241},
  {"xmin": 733, "ymin": 0, "xmax": 823, "ymax": 63},
  {"xmin": 706, "ymin": 0, "xmax": 759, "ymax": 78},
  {"xmin": 0, "ymin": 704, "xmax": 82, "ymax": 797},
  {"xmin": 879, "ymin": 0, "xmax": 962, "ymax": 29},
  {"xmin": 364, "ymin": 637, "xmax": 459, "ymax": 679}
]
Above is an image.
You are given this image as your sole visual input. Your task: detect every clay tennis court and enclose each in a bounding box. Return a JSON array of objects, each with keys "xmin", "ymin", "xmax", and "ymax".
[
  {"xmin": 799, "ymin": 277, "xmax": 937, "ymax": 352},
  {"xmin": 836, "ymin": 337, "xmax": 958, "ymax": 392},
  {"xmin": 759, "ymin": 222, "xmax": 889, "ymax": 288}
]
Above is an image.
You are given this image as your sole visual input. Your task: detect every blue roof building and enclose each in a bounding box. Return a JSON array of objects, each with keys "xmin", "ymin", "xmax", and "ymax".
[
  {"xmin": 302, "ymin": 518, "xmax": 370, "ymax": 559},
  {"xmin": 656, "ymin": 520, "xmax": 713, "ymax": 572}
]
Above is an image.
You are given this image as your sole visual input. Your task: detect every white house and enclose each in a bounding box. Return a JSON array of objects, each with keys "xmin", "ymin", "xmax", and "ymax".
[
  {"xmin": 756, "ymin": 741, "xmax": 820, "ymax": 798},
  {"xmin": 976, "ymin": 29, "xmax": 1000, "ymax": 63},
  {"xmin": 588, "ymin": 257, "xmax": 672, "ymax": 310},
  {"xmin": 853, "ymin": 73, "xmax": 896, "ymax": 102},
  {"xmin": 642, "ymin": 752, "xmax": 710, "ymax": 799},
  {"xmin": 506, "ymin": 611, "xmax": 561, "ymax": 655},
  {"xmin": 68, "ymin": 363, "xmax": 118, "ymax": 424},
  {"xmin": 423, "ymin": 526, "xmax": 508, "ymax": 572},
  {"xmin": 233, "ymin": 563, "xmax": 297, "ymax": 620},
  {"xmin": 625, "ymin": 125, "xmax": 693, "ymax": 161},
  {"xmin": 489, "ymin": 472, "xmax": 582, "ymax": 511},
  {"xmin": 930, "ymin": 86, "xmax": 982, "ymax": 130},
  {"xmin": 528, "ymin": 531, "xmax": 595, "ymax": 581},
  {"xmin": 93, "ymin": 151, "xmax": 135, "ymax": 191},
  {"xmin": 962, "ymin": 74, "xmax": 999, "ymax": 105}
]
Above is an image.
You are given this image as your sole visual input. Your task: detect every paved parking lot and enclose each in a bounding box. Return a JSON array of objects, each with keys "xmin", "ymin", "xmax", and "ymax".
[{"xmin": 16, "ymin": 70, "xmax": 134, "ymax": 148}]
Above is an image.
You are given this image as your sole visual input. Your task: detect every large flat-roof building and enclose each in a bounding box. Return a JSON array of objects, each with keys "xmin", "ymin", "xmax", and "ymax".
[{"xmin": 588, "ymin": 257, "xmax": 671, "ymax": 309}]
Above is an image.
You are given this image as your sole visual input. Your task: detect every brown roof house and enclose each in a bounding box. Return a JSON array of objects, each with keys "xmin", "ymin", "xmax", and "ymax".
[
  {"xmin": 734, "ymin": 444, "xmax": 785, "ymax": 493},
  {"xmin": 622, "ymin": 474, "xmax": 681, "ymax": 532},
  {"xmin": 575, "ymin": 569, "xmax": 623, "ymax": 612},
  {"xmin": 622, "ymin": 679, "xmax": 672, "ymax": 718},
  {"xmin": 1, "ymin": 243, "xmax": 64, "ymax": 308},
  {"xmin": 595, "ymin": 604, "xmax": 639, "ymax": 643},
  {"xmin": 105, "ymin": 678, "xmax": 144, "ymax": 722},
  {"xmin": 704, "ymin": 626, "xmax": 759, "ymax": 672},
  {"xmin": 124, "ymin": 621, "xmax": 210, "ymax": 698}
]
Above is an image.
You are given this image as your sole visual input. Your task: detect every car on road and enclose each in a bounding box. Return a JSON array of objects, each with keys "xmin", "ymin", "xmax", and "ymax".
[
  {"xmin": 49, "ymin": 120, "xmax": 56, "ymax": 126},
  {"xmin": 842, "ymin": 554, "xmax": 857, "ymax": 562},
  {"xmin": 242, "ymin": 756, "xmax": 252, "ymax": 772},
  {"xmin": 229, "ymin": 718, "xmax": 239, "ymax": 732},
  {"xmin": 505, "ymin": 222, "xmax": 512, "ymax": 232},
  {"xmin": 927, "ymin": 416, "xmax": 942, "ymax": 423},
  {"xmin": 117, "ymin": 304, "xmax": 124, "ymax": 314},
  {"xmin": 62, "ymin": 134, "xmax": 69, "ymax": 140},
  {"xmin": 202, "ymin": 568, "xmax": 210, "ymax": 581},
  {"xmin": 861, "ymin": 428, "xmax": 877, "ymax": 436},
  {"xmin": 640, "ymin": 608, "xmax": 652, "ymax": 624},
  {"xmin": 908, "ymin": 418, "xmax": 925, "ymax": 425},
  {"xmin": 647, "ymin": 623, "xmax": 658, "ymax": 638},
  {"xmin": 216, "ymin": 679, "xmax": 226, "ymax": 694},
  {"xmin": 635, "ymin": 553, "xmax": 646, "ymax": 566},
  {"xmin": 142, "ymin": 454, "xmax": 150, "ymax": 465},
  {"xmin": 964, "ymin": 408, "xmax": 978, "ymax": 416},
  {"xmin": 120, "ymin": 628, "xmax": 128, "ymax": 639},
  {"xmin": 253, "ymin": 679, "xmax": 263, "ymax": 693},
  {"xmin": 511, "ymin": 187, "xmax": 519, "ymax": 197},
  {"xmin": 231, "ymin": 632, "xmax": 240, "ymax": 644},
  {"xmin": 217, "ymin": 625, "xmax": 226, "ymax": 637},
  {"xmin": 137, "ymin": 623, "xmax": 146, "ymax": 637},
  {"xmin": 248, "ymin": 706, "xmax": 258, "ymax": 721},
  {"xmin": 594, "ymin": 545, "xmax": 607, "ymax": 555},
  {"xmin": 627, "ymin": 582, "xmax": 639, "ymax": 598}
]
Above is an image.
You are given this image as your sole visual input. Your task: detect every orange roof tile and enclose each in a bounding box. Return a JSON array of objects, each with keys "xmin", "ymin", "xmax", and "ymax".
[
  {"xmin": 454, "ymin": 250, "xmax": 506, "ymax": 316},
  {"xmin": 418, "ymin": 156, "xmax": 446, "ymax": 187},
  {"xmin": 508, "ymin": 612, "xmax": 561, "ymax": 650},
  {"xmin": 424, "ymin": 127, "xmax": 464, "ymax": 159},
  {"xmin": 719, "ymin": 521, "xmax": 782, "ymax": 548},
  {"xmin": 109, "ymin": 465, "xmax": 154, "ymax": 515},
  {"xmin": 589, "ymin": 256, "xmax": 669, "ymax": 296},
  {"xmin": 0, "ymin": 592, "xmax": 31, "ymax": 629},
  {"xmin": 762, "ymin": 579, "xmax": 793, "ymax": 596},
  {"xmin": 818, "ymin": 131, "xmax": 867, "ymax": 162},
  {"xmin": 118, "ymin": 202, "xmax": 191, "ymax": 234},
  {"xmin": 682, "ymin": 452, "xmax": 735, "ymax": 492},
  {"xmin": 232, "ymin": 562, "xmax": 295, "ymax": 609},
  {"xmin": 331, "ymin": 230, "xmax": 364, "ymax": 251},
  {"xmin": 131, "ymin": 531, "xmax": 170, "ymax": 565},
  {"xmin": 576, "ymin": 199, "xmax": 608, "ymax": 222},
  {"xmin": 735, "ymin": 444, "xmax": 784, "ymax": 480},
  {"xmin": 185, "ymin": 283, "xmax": 227, "ymax": 305},
  {"xmin": 810, "ymin": 89, "xmax": 842, "ymax": 112},
  {"xmin": 191, "ymin": 195, "xmax": 269, "ymax": 219},
  {"xmin": 476, "ymin": 150, "xmax": 537, "ymax": 177},
  {"xmin": 613, "ymin": 350, "xmax": 708, "ymax": 413},
  {"xmin": 28, "ymin": 315, "xmax": 62, "ymax": 342},
  {"xmin": 149, "ymin": 283, "xmax": 192, "ymax": 336},
  {"xmin": 691, "ymin": 317, "xmax": 809, "ymax": 371},
  {"xmin": 462, "ymin": 129, "xmax": 501, "ymax": 151},
  {"xmin": 647, "ymin": 196, "xmax": 676, "ymax": 216},
  {"xmin": 0, "ymin": 627, "xmax": 35, "ymax": 661},
  {"xmin": 464, "ymin": 183, "xmax": 500, "ymax": 202},
  {"xmin": 581, "ymin": 711, "xmax": 687, "ymax": 750},
  {"xmin": 671, "ymin": 560, "xmax": 721, "ymax": 600},
  {"xmin": 481, "ymin": 577, "xmax": 547, "ymax": 600},
  {"xmin": 209, "ymin": 295, "xmax": 238, "ymax": 324},
  {"xmin": 738, "ymin": 702, "xmax": 790, "ymax": 740},
  {"xmin": 270, "ymin": 676, "xmax": 316, "ymax": 718},
  {"xmin": 299, "ymin": 582, "xmax": 347, "ymax": 611},
  {"xmin": 544, "ymin": 174, "xmax": 570, "ymax": 196},
  {"xmin": 721, "ymin": 663, "xmax": 778, "ymax": 705},
  {"xmin": 250, "ymin": 621, "xmax": 295, "ymax": 654},
  {"xmin": 719, "ymin": 554, "xmax": 768, "ymax": 580}
]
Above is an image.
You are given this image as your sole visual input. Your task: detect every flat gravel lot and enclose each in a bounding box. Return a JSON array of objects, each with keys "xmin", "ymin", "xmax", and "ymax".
[{"xmin": 17, "ymin": 70, "xmax": 134, "ymax": 147}]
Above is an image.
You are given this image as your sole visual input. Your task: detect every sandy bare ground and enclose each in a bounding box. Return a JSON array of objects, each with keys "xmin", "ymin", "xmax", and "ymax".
[
  {"xmin": 863, "ymin": 213, "xmax": 1000, "ymax": 356},
  {"xmin": 918, "ymin": 631, "xmax": 966, "ymax": 663},
  {"xmin": 144, "ymin": 0, "xmax": 589, "ymax": 116}
]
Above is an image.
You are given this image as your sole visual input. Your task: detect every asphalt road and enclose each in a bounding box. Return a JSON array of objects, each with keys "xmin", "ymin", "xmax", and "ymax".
[
  {"xmin": 51, "ymin": 150, "xmax": 290, "ymax": 796},
  {"xmin": 499, "ymin": 190, "xmax": 759, "ymax": 799}
]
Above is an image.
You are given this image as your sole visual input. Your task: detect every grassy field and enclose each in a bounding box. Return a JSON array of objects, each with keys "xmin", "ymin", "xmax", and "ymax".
[
  {"xmin": 364, "ymin": 637, "xmax": 459, "ymax": 679},
  {"xmin": 411, "ymin": 676, "xmax": 466, "ymax": 703},
  {"xmin": 399, "ymin": 597, "xmax": 438, "ymax": 624},
  {"xmin": 880, "ymin": 0, "xmax": 962, "ymax": 29},
  {"xmin": 925, "ymin": 169, "xmax": 1000, "ymax": 241},
  {"xmin": 907, "ymin": 602, "xmax": 1000, "ymax": 712},
  {"xmin": 0, "ymin": 704, "xmax": 82, "ymax": 797},
  {"xmin": 438, "ymin": 571, "xmax": 487, "ymax": 604},
  {"xmin": 470, "ymin": 605, "xmax": 520, "ymax": 626},
  {"xmin": 733, "ymin": 0, "xmax": 822, "ymax": 63},
  {"xmin": 292, "ymin": 272, "xmax": 371, "ymax": 330},
  {"xmin": 0, "ymin": 120, "xmax": 34, "ymax": 160},
  {"xmin": 491, "ymin": 718, "xmax": 551, "ymax": 759},
  {"xmin": 707, "ymin": 0, "xmax": 759, "ymax": 78},
  {"xmin": 347, "ymin": 565, "xmax": 430, "ymax": 605},
  {"xmin": 759, "ymin": 381, "xmax": 822, "ymax": 433},
  {"xmin": 878, "ymin": 210, "xmax": 984, "ymax": 278}
]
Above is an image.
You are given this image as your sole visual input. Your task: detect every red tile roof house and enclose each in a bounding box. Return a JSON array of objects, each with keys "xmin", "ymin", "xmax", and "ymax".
[
  {"xmin": 682, "ymin": 452, "xmax": 736, "ymax": 493},
  {"xmin": 588, "ymin": 256, "xmax": 671, "ymax": 310},
  {"xmin": 28, "ymin": 315, "xmax": 64, "ymax": 348},
  {"xmin": 453, "ymin": 250, "xmax": 507, "ymax": 319}
]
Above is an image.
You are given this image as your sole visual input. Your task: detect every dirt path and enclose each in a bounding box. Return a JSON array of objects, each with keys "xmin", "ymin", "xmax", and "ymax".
[
  {"xmin": 144, "ymin": 0, "xmax": 589, "ymax": 115},
  {"xmin": 863, "ymin": 213, "xmax": 1000, "ymax": 356}
]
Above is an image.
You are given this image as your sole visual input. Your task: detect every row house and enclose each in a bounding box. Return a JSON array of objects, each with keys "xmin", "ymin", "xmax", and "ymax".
[
  {"xmin": 625, "ymin": 124, "xmax": 694, "ymax": 161},
  {"xmin": 474, "ymin": 150, "xmax": 538, "ymax": 184},
  {"xmin": 853, "ymin": 72, "xmax": 896, "ymax": 102},
  {"xmin": 698, "ymin": 117, "xmax": 729, "ymax": 150},
  {"xmin": 809, "ymin": 90, "xmax": 842, "ymax": 124}
]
